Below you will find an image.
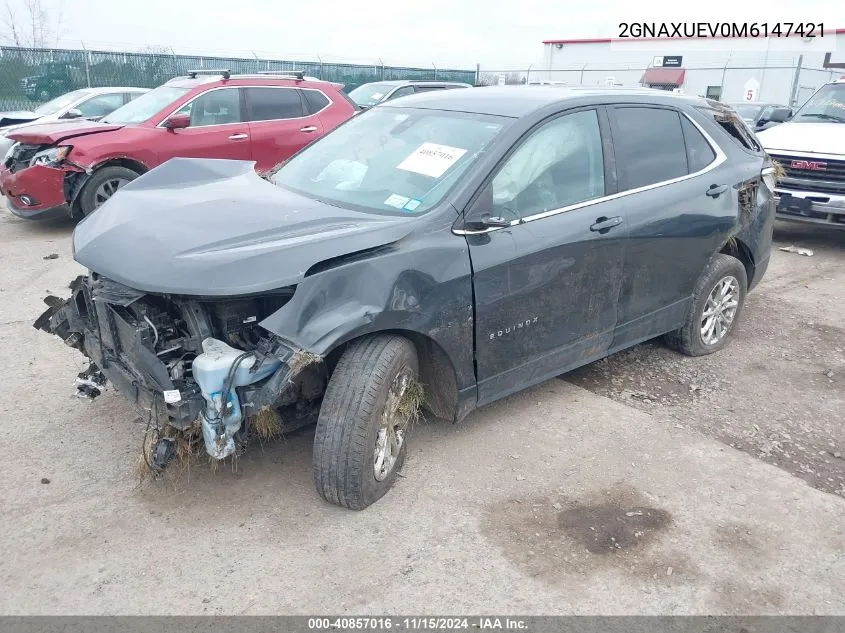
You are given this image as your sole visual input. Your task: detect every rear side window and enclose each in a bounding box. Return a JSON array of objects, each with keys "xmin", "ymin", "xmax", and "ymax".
[
  {"xmin": 245, "ymin": 87, "xmax": 304, "ymax": 121},
  {"xmin": 613, "ymin": 107, "xmax": 687, "ymax": 190},
  {"xmin": 302, "ymin": 89, "xmax": 330, "ymax": 114},
  {"xmin": 386, "ymin": 86, "xmax": 414, "ymax": 101},
  {"xmin": 413, "ymin": 86, "xmax": 443, "ymax": 93},
  {"xmin": 696, "ymin": 103, "xmax": 762, "ymax": 153},
  {"xmin": 681, "ymin": 116, "xmax": 717, "ymax": 172}
]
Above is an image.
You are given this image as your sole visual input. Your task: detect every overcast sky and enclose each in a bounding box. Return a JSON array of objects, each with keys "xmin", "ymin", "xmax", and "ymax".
[{"xmin": 2, "ymin": 0, "xmax": 842, "ymax": 70}]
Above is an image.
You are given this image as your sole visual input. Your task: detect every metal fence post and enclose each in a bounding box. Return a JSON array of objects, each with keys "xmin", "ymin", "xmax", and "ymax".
[
  {"xmin": 432, "ymin": 62, "xmax": 437, "ymax": 80},
  {"xmin": 579, "ymin": 63, "xmax": 587, "ymax": 85},
  {"xmin": 475, "ymin": 63, "xmax": 480, "ymax": 85},
  {"xmin": 789, "ymin": 54, "xmax": 803, "ymax": 108},
  {"xmin": 81, "ymin": 41, "xmax": 91, "ymax": 87}
]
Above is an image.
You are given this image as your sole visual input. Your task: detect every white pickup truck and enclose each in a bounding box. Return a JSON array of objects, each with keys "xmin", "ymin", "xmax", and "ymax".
[{"xmin": 756, "ymin": 79, "xmax": 845, "ymax": 229}]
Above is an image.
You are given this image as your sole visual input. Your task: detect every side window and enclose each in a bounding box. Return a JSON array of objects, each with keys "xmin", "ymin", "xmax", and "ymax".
[
  {"xmin": 386, "ymin": 86, "xmax": 414, "ymax": 101},
  {"xmin": 681, "ymin": 116, "xmax": 716, "ymax": 173},
  {"xmin": 244, "ymin": 87, "xmax": 304, "ymax": 121},
  {"xmin": 177, "ymin": 88, "xmax": 242, "ymax": 126},
  {"xmin": 613, "ymin": 107, "xmax": 687, "ymax": 190},
  {"xmin": 302, "ymin": 89, "xmax": 330, "ymax": 115},
  {"xmin": 696, "ymin": 104, "xmax": 762, "ymax": 153},
  {"xmin": 491, "ymin": 109, "xmax": 605, "ymax": 220},
  {"xmin": 125, "ymin": 92, "xmax": 144, "ymax": 104},
  {"xmin": 413, "ymin": 86, "xmax": 443, "ymax": 93},
  {"xmin": 76, "ymin": 93, "xmax": 125, "ymax": 118},
  {"xmin": 759, "ymin": 105, "xmax": 774, "ymax": 121}
]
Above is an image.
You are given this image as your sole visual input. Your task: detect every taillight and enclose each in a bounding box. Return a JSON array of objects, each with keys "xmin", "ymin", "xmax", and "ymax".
[{"xmin": 761, "ymin": 166, "xmax": 777, "ymax": 192}]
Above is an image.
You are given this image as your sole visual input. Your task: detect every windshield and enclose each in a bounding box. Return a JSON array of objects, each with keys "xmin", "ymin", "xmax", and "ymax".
[
  {"xmin": 101, "ymin": 86, "xmax": 190, "ymax": 124},
  {"xmin": 33, "ymin": 90, "xmax": 90, "ymax": 116},
  {"xmin": 792, "ymin": 83, "xmax": 845, "ymax": 123},
  {"xmin": 730, "ymin": 104, "xmax": 763, "ymax": 120},
  {"xmin": 272, "ymin": 107, "xmax": 507, "ymax": 215},
  {"xmin": 347, "ymin": 82, "xmax": 400, "ymax": 107}
]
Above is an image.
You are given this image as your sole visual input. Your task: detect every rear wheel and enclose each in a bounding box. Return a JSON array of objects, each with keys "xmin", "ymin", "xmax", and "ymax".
[
  {"xmin": 313, "ymin": 335, "xmax": 419, "ymax": 510},
  {"xmin": 77, "ymin": 166, "xmax": 139, "ymax": 217},
  {"xmin": 664, "ymin": 253, "xmax": 747, "ymax": 356}
]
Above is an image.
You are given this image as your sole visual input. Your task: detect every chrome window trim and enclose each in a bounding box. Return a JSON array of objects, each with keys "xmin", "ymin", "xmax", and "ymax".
[
  {"xmin": 454, "ymin": 110, "xmax": 727, "ymax": 236},
  {"xmin": 156, "ymin": 85, "xmax": 332, "ymax": 129}
]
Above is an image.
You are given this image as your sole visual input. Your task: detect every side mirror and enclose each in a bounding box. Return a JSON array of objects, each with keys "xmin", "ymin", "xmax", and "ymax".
[
  {"xmin": 63, "ymin": 108, "xmax": 83, "ymax": 119},
  {"xmin": 769, "ymin": 108, "xmax": 792, "ymax": 123},
  {"xmin": 163, "ymin": 113, "xmax": 191, "ymax": 130}
]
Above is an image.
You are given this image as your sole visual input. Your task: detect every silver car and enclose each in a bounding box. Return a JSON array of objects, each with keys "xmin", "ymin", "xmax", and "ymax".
[{"xmin": 0, "ymin": 87, "xmax": 148, "ymax": 156}]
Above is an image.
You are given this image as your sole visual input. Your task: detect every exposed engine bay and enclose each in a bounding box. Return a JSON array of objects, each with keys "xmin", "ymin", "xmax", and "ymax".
[{"xmin": 35, "ymin": 273, "xmax": 325, "ymax": 469}]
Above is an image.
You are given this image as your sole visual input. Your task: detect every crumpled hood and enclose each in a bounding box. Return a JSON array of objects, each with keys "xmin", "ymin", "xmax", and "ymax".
[
  {"xmin": 757, "ymin": 121, "xmax": 845, "ymax": 156},
  {"xmin": 9, "ymin": 120, "xmax": 124, "ymax": 144},
  {"xmin": 73, "ymin": 158, "xmax": 416, "ymax": 296}
]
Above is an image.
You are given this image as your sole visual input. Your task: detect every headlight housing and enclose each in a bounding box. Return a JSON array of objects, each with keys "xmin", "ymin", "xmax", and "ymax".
[
  {"xmin": 30, "ymin": 146, "xmax": 72, "ymax": 167},
  {"xmin": 3, "ymin": 141, "xmax": 18, "ymax": 163}
]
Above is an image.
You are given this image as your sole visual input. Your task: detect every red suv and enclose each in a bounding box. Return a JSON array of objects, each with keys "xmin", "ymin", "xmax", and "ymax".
[{"xmin": 0, "ymin": 70, "xmax": 357, "ymax": 219}]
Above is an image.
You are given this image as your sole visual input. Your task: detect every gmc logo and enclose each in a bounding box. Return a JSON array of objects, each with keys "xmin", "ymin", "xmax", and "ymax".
[{"xmin": 791, "ymin": 160, "xmax": 827, "ymax": 171}]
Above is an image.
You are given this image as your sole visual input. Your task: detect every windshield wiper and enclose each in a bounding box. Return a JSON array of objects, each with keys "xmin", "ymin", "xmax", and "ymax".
[{"xmin": 798, "ymin": 112, "xmax": 845, "ymax": 124}]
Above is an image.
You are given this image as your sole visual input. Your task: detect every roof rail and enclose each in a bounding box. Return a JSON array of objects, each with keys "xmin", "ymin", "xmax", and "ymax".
[
  {"xmin": 256, "ymin": 70, "xmax": 305, "ymax": 80},
  {"xmin": 187, "ymin": 69, "xmax": 231, "ymax": 80}
]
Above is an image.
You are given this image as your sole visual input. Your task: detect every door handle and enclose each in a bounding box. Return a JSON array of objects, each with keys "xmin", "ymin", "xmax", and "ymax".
[
  {"xmin": 706, "ymin": 183, "xmax": 728, "ymax": 198},
  {"xmin": 299, "ymin": 126, "xmax": 318, "ymax": 133},
  {"xmin": 228, "ymin": 133, "xmax": 248, "ymax": 140},
  {"xmin": 589, "ymin": 216, "xmax": 623, "ymax": 233}
]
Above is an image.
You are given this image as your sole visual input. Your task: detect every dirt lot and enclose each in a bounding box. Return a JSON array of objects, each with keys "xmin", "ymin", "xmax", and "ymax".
[{"xmin": 1, "ymin": 209, "xmax": 844, "ymax": 615}]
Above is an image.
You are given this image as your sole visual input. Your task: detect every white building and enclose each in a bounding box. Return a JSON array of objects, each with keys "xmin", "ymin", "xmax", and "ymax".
[{"xmin": 540, "ymin": 28, "xmax": 845, "ymax": 107}]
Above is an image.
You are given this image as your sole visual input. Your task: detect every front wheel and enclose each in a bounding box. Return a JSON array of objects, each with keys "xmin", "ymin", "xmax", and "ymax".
[
  {"xmin": 76, "ymin": 166, "xmax": 139, "ymax": 217},
  {"xmin": 313, "ymin": 335, "xmax": 419, "ymax": 510},
  {"xmin": 664, "ymin": 253, "xmax": 748, "ymax": 356}
]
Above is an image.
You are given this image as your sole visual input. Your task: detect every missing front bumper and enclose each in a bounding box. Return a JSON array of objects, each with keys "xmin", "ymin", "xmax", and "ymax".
[{"xmin": 33, "ymin": 276, "xmax": 309, "ymax": 456}]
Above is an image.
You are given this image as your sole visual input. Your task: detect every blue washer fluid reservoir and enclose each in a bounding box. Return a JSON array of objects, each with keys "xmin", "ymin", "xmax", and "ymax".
[{"xmin": 192, "ymin": 337, "xmax": 282, "ymax": 459}]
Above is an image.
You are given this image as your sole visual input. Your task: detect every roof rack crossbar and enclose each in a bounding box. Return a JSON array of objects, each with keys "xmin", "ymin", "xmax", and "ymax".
[
  {"xmin": 187, "ymin": 69, "xmax": 231, "ymax": 80},
  {"xmin": 255, "ymin": 70, "xmax": 305, "ymax": 79}
]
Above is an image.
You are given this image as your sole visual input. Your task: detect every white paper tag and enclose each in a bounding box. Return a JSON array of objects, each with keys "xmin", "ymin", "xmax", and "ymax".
[
  {"xmin": 397, "ymin": 143, "xmax": 468, "ymax": 178},
  {"xmin": 370, "ymin": 92, "xmax": 384, "ymax": 100},
  {"xmin": 384, "ymin": 193, "xmax": 410, "ymax": 209},
  {"xmin": 163, "ymin": 389, "xmax": 181, "ymax": 404},
  {"xmin": 403, "ymin": 199, "xmax": 421, "ymax": 212}
]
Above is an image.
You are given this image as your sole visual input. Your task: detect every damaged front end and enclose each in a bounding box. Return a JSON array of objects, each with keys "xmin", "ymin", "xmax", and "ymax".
[{"xmin": 34, "ymin": 274, "xmax": 325, "ymax": 465}]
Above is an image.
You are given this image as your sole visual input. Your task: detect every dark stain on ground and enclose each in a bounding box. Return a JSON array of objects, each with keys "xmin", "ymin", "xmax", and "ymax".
[
  {"xmin": 558, "ymin": 502, "xmax": 671, "ymax": 554},
  {"xmin": 480, "ymin": 486, "xmax": 699, "ymax": 590}
]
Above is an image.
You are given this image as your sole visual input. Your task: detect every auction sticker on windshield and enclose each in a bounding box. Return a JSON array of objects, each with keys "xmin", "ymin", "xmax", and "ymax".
[{"xmin": 397, "ymin": 143, "xmax": 468, "ymax": 178}]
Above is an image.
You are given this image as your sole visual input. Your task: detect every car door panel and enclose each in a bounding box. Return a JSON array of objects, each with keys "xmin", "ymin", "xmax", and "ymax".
[
  {"xmin": 469, "ymin": 199, "xmax": 627, "ymax": 404},
  {"xmin": 608, "ymin": 105, "xmax": 735, "ymax": 351},
  {"xmin": 153, "ymin": 87, "xmax": 251, "ymax": 163},
  {"xmin": 464, "ymin": 107, "xmax": 627, "ymax": 405}
]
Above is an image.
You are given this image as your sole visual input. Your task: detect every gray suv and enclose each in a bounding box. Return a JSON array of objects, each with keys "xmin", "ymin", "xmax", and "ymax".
[
  {"xmin": 35, "ymin": 87, "xmax": 776, "ymax": 510},
  {"xmin": 347, "ymin": 80, "xmax": 471, "ymax": 108}
]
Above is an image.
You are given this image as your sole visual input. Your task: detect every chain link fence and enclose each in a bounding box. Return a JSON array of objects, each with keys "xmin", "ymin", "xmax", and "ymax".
[{"xmin": 0, "ymin": 46, "xmax": 478, "ymax": 110}]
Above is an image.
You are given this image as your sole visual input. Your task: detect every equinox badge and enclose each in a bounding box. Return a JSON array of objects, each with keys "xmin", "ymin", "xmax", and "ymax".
[{"xmin": 489, "ymin": 317, "xmax": 539, "ymax": 340}]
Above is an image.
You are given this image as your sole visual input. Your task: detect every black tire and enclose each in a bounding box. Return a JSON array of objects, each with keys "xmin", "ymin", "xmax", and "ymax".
[
  {"xmin": 313, "ymin": 335, "xmax": 419, "ymax": 510},
  {"xmin": 77, "ymin": 166, "xmax": 140, "ymax": 217},
  {"xmin": 664, "ymin": 253, "xmax": 748, "ymax": 357}
]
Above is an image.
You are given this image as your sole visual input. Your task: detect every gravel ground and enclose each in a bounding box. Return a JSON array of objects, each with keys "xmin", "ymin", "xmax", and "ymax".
[
  {"xmin": 567, "ymin": 220, "xmax": 845, "ymax": 498},
  {"xmin": 1, "ymin": 209, "xmax": 844, "ymax": 615}
]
